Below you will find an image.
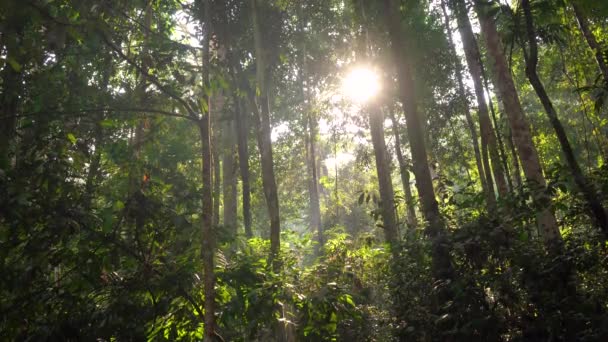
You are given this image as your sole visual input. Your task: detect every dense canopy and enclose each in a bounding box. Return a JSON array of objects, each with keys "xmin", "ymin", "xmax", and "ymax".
[{"xmin": 1, "ymin": 0, "xmax": 608, "ymax": 340}]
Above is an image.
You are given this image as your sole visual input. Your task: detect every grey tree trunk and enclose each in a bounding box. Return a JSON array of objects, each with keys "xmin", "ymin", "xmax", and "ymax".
[
  {"xmin": 383, "ymin": 0, "xmax": 453, "ymax": 281},
  {"xmin": 440, "ymin": 0, "xmax": 488, "ymax": 201},
  {"xmin": 475, "ymin": 0, "xmax": 560, "ymax": 245},
  {"xmin": 369, "ymin": 107, "xmax": 399, "ymax": 244},
  {"xmin": 222, "ymin": 109, "xmax": 238, "ymax": 237},
  {"xmin": 453, "ymin": 0, "xmax": 508, "ymax": 203},
  {"xmin": 388, "ymin": 111, "xmax": 417, "ymax": 228},
  {"xmin": 251, "ymin": 0, "xmax": 281, "ymax": 261},
  {"xmin": 235, "ymin": 97, "xmax": 253, "ymax": 238}
]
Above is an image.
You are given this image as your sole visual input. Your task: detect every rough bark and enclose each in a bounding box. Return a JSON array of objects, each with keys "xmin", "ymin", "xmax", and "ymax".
[
  {"xmin": 475, "ymin": 1, "xmax": 560, "ymax": 245},
  {"xmin": 388, "ymin": 111, "xmax": 418, "ymax": 228},
  {"xmin": 369, "ymin": 107, "xmax": 399, "ymax": 244},
  {"xmin": 521, "ymin": 0, "xmax": 608, "ymax": 238},
  {"xmin": 383, "ymin": 0, "xmax": 453, "ymax": 280},
  {"xmin": 440, "ymin": 0, "xmax": 488, "ymax": 201},
  {"xmin": 571, "ymin": 1, "xmax": 608, "ymax": 81},
  {"xmin": 251, "ymin": 0, "xmax": 281, "ymax": 261},
  {"xmin": 452, "ymin": 0, "xmax": 508, "ymax": 202},
  {"xmin": 235, "ymin": 98, "xmax": 253, "ymax": 238}
]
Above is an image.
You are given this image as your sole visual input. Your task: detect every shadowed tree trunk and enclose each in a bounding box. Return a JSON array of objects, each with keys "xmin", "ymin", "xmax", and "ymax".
[
  {"xmin": 388, "ymin": 111, "xmax": 417, "ymax": 228},
  {"xmin": 251, "ymin": 0, "xmax": 281, "ymax": 261},
  {"xmin": 440, "ymin": 0, "xmax": 489, "ymax": 201},
  {"xmin": 0, "ymin": 25, "xmax": 23, "ymax": 171},
  {"xmin": 383, "ymin": 0, "xmax": 453, "ymax": 280},
  {"xmin": 474, "ymin": 0, "xmax": 560, "ymax": 246},
  {"xmin": 199, "ymin": 0, "xmax": 216, "ymax": 339},
  {"xmin": 235, "ymin": 97, "xmax": 253, "ymax": 238},
  {"xmin": 521, "ymin": 0, "xmax": 608, "ymax": 238},
  {"xmin": 452, "ymin": 0, "xmax": 508, "ymax": 204},
  {"xmin": 571, "ymin": 1, "xmax": 608, "ymax": 81},
  {"xmin": 369, "ymin": 106, "xmax": 399, "ymax": 244}
]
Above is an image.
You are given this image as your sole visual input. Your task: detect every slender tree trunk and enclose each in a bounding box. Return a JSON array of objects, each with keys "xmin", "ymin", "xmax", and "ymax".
[
  {"xmin": 222, "ymin": 111, "xmax": 238, "ymax": 237},
  {"xmin": 251, "ymin": 0, "xmax": 281, "ymax": 261},
  {"xmin": 235, "ymin": 97, "xmax": 253, "ymax": 238},
  {"xmin": 452, "ymin": 0, "xmax": 508, "ymax": 202},
  {"xmin": 296, "ymin": 3, "xmax": 323, "ymax": 247},
  {"xmin": 389, "ymin": 111, "xmax": 417, "ymax": 227},
  {"xmin": 212, "ymin": 140, "xmax": 221, "ymax": 227},
  {"xmin": 482, "ymin": 63, "xmax": 513, "ymax": 191},
  {"xmin": 571, "ymin": 1, "xmax": 608, "ymax": 81},
  {"xmin": 200, "ymin": 0, "xmax": 216, "ymax": 339},
  {"xmin": 440, "ymin": 0, "xmax": 488, "ymax": 200},
  {"xmin": 522, "ymin": 0, "xmax": 608, "ymax": 238},
  {"xmin": 383, "ymin": 0, "xmax": 453, "ymax": 280},
  {"xmin": 0, "ymin": 27, "xmax": 22, "ymax": 170},
  {"xmin": 307, "ymin": 113, "xmax": 323, "ymax": 246},
  {"xmin": 369, "ymin": 107, "xmax": 399, "ymax": 244},
  {"xmin": 475, "ymin": 0, "xmax": 561, "ymax": 246}
]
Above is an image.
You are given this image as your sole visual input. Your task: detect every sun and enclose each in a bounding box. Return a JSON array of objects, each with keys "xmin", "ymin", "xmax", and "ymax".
[{"xmin": 341, "ymin": 67, "xmax": 381, "ymax": 103}]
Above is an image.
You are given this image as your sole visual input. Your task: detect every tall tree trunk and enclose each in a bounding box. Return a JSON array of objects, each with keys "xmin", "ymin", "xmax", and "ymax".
[
  {"xmin": 297, "ymin": 8, "xmax": 323, "ymax": 248},
  {"xmin": 452, "ymin": 0, "xmax": 508, "ymax": 203},
  {"xmin": 571, "ymin": 1, "xmax": 608, "ymax": 81},
  {"xmin": 440, "ymin": 0, "xmax": 489, "ymax": 201},
  {"xmin": 388, "ymin": 111, "xmax": 417, "ymax": 228},
  {"xmin": 369, "ymin": 107, "xmax": 399, "ymax": 244},
  {"xmin": 222, "ymin": 109, "xmax": 238, "ymax": 237},
  {"xmin": 235, "ymin": 97, "xmax": 253, "ymax": 238},
  {"xmin": 475, "ymin": 1, "xmax": 561, "ymax": 246},
  {"xmin": 383, "ymin": 0, "xmax": 453, "ymax": 280},
  {"xmin": 482, "ymin": 62, "xmax": 513, "ymax": 191},
  {"xmin": 0, "ymin": 27, "xmax": 22, "ymax": 171},
  {"xmin": 251, "ymin": 0, "xmax": 281, "ymax": 261},
  {"xmin": 307, "ymin": 113, "xmax": 323, "ymax": 246},
  {"xmin": 212, "ymin": 140, "xmax": 221, "ymax": 228},
  {"xmin": 200, "ymin": 0, "xmax": 216, "ymax": 339},
  {"xmin": 521, "ymin": 0, "xmax": 608, "ymax": 238}
]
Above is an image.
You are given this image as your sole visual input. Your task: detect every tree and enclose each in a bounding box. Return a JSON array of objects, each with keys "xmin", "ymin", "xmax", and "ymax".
[
  {"xmin": 451, "ymin": 0, "xmax": 509, "ymax": 206},
  {"xmin": 383, "ymin": 0, "xmax": 453, "ymax": 279},
  {"xmin": 520, "ymin": 0, "xmax": 608, "ymax": 237},
  {"xmin": 251, "ymin": 0, "xmax": 281, "ymax": 261},
  {"xmin": 475, "ymin": 0, "xmax": 561, "ymax": 246}
]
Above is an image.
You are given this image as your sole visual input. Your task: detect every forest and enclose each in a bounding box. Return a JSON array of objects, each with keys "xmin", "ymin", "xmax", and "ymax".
[{"xmin": 1, "ymin": 0, "xmax": 608, "ymax": 340}]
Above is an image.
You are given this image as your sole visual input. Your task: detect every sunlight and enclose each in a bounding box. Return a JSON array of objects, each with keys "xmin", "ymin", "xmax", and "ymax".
[{"xmin": 341, "ymin": 67, "xmax": 381, "ymax": 103}]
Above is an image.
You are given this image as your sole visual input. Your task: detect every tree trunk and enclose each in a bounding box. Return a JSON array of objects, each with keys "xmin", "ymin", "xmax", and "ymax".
[
  {"xmin": 571, "ymin": 1, "xmax": 608, "ymax": 81},
  {"xmin": 296, "ymin": 3, "xmax": 323, "ymax": 248},
  {"xmin": 251, "ymin": 0, "xmax": 281, "ymax": 261},
  {"xmin": 200, "ymin": 0, "xmax": 216, "ymax": 339},
  {"xmin": 369, "ymin": 107, "xmax": 399, "ymax": 244},
  {"xmin": 452, "ymin": 0, "xmax": 508, "ymax": 203},
  {"xmin": 222, "ymin": 110, "xmax": 238, "ymax": 238},
  {"xmin": 521, "ymin": 0, "xmax": 608, "ymax": 238},
  {"xmin": 482, "ymin": 62, "xmax": 513, "ymax": 191},
  {"xmin": 383, "ymin": 0, "xmax": 453, "ymax": 280},
  {"xmin": 235, "ymin": 97, "xmax": 253, "ymax": 238},
  {"xmin": 475, "ymin": 0, "xmax": 560, "ymax": 245},
  {"xmin": 212, "ymin": 140, "xmax": 221, "ymax": 228},
  {"xmin": 0, "ymin": 27, "xmax": 22, "ymax": 171},
  {"xmin": 388, "ymin": 111, "xmax": 417, "ymax": 228},
  {"xmin": 440, "ymin": 0, "xmax": 489, "ymax": 201}
]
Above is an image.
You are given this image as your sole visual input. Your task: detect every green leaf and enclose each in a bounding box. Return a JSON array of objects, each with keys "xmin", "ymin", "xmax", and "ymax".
[
  {"xmin": 7, "ymin": 57, "xmax": 21, "ymax": 72},
  {"xmin": 67, "ymin": 133, "xmax": 77, "ymax": 144}
]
